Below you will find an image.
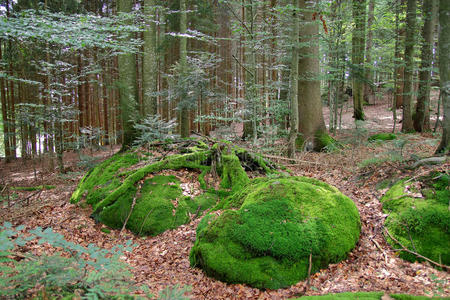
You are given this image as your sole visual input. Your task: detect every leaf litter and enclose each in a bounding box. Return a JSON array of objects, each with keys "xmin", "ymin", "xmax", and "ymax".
[{"xmin": 0, "ymin": 140, "xmax": 449, "ymax": 299}]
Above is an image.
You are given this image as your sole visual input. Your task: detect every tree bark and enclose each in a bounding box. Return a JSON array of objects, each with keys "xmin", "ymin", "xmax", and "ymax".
[
  {"xmin": 297, "ymin": 0, "xmax": 327, "ymax": 151},
  {"xmin": 288, "ymin": 0, "xmax": 299, "ymax": 158},
  {"xmin": 352, "ymin": 0, "xmax": 366, "ymax": 121},
  {"xmin": 364, "ymin": 0, "xmax": 375, "ymax": 104},
  {"xmin": 117, "ymin": 0, "xmax": 139, "ymax": 149},
  {"xmin": 0, "ymin": 41, "xmax": 11, "ymax": 162},
  {"xmin": 414, "ymin": 0, "xmax": 437, "ymax": 132},
  {"xmin": 143, "ymin": 0, "xmax": 158, "ymax": 117},
  {"xmin": 179, "ymin": 0, "xmax": 190, "ymax": 138},
  {"xmin": 436, "ymin": 0, "xmax": 450, "ymax": 154},
  {"xmin": 401, "ymin": 0, "xmax": 417, "ymax": 132}
]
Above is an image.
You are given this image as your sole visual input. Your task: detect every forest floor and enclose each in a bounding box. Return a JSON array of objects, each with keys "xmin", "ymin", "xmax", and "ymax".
[{"xmin": 0, "ymin": 96, "xmax": 449, "ymax": 299}]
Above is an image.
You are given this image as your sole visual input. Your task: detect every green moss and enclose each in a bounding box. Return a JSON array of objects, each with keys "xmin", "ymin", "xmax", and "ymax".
[
  {"xmin": 98, "ymin": 175, "xmax": 188, "ymax": 236},
  {"xmin": 219, "ymin": 153, "xmax": 250, "ymax": 192},
  {"xmin": 71, "ymin": 143, "xmax": 275, "ymax": 237},
  {"xmin": 368, "ymin": 133, "xmax": 397, "ymax": 142},
  {"xmin": 100, "ymin": 228, "xmax": 111, "ymax": 234},
  {"xmin": 70, "ymin": 152, "xmax": 139, "ymax": 204},
  {"xmin": 12, "ymin": 185, "xmax": 56, "ymax": 191},
  {"xmin": 381, "ymin": 173, "xmax": 450, "ymax": 266},
  {"xmin": 315, "ymin": 131, "xmax": 339, "ymax": 151},
  {"xmin": 92, "ymin": 151, "xmax": 211, "ymax": 213},
  {"xmin": 190, "ymin": 176, "xmax": 360, "ymax": 290},
  {"xmin": 295, "ymin": 292, "xmax": 384, "ymax": 299},
  {"xmin": 390, "ymin": 295, "xmax": 448, "ymax": 300}
]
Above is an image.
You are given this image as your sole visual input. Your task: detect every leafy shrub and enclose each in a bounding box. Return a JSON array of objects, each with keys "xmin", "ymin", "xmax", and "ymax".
[{"xmin": 0, "ymin": 222, "xmax": 151, "ymax": 299}]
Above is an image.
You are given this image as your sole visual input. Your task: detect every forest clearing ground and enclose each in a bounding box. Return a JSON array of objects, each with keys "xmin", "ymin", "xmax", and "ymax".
[{"xmin": 0, "ymin": 99, "xmax": 449, "ymax": 299}]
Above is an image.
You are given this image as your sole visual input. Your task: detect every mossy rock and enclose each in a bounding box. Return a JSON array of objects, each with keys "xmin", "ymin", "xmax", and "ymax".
[
  {"xmin": 70, "ymin": 142, "xmax": 276, "ymax": 236},
  {"xmin": 190, "ymin": 176, "xmax": 361, "ymax": 289},
  {"xmin": 381, "ymin": 172, "xmax": 450, "ymax": 266},
  {"xmin": 368, "ymin": 133, "xmax": 397, "ymax": 142}
]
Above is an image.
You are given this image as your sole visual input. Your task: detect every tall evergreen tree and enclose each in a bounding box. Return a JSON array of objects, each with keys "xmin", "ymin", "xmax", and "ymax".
[
  {"xmin": 143, "ymin": 0, "xmax": 158, "ymax": 116},
  {"xmin": 288, "ymin": 0, "xmax": 299, "ymax": 158},
  {"xmin": 436, "ymin": 0, "xmax": 449, "ymax": 154},
  {"xmin": 401, "ymin": 0, "xmax": 417, "ymax": 132},
  {"xmin": 352, "ymin": 0, "xmax": 366, "ymax": 121},
  {"xmin": 117, "ymin": 0, "xmax": 139, "ymax": 149},
  {"xmin": 364, "ymin": 0, "xmax": 374, "ymax": 104},
  {"xmin": 179, "ymin": 0, "xmax": 189, "ymax": 138}
]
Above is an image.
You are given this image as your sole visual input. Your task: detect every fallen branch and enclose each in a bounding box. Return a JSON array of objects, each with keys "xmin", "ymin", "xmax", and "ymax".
[
  {"xmin": 255, "ymin": 153, "xmax": 326, "ymax": 166},
  {"xmin": 120, "ymin": 183, "xmax": 142, "ymax": 236},
  {"xmin": 411, "ymin": 156, "xmax": 447, "ymax": 169},
  {"xmin": 369, "ymin": 236, "xmax": 387, "ymax": 264},
  {"xmin": 384, "ymin": 228, "xmax": 449, "ymax": 271},
  {"xmin": 303, "ymin": 252, "xmax": 313, "ymax": 295}
]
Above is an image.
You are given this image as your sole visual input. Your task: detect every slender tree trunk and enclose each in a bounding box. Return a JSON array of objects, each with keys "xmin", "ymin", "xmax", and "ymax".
[
  {"xmin": 364, "ymin": 0, "xmax": 375, "ymax": 104},
  {"xmin": 436, "ymin": 0, "xmax": 450, "ymax": 154},
  {"xmin": 117, "ymin": 0, "xmax": 139, "ymax": 149},
  {"xmin": 0, "ymin": 41, "xmax": 11, "ymax": 162},
  {"xmin": 352, "ymin": 0, "xmax": 366, "ymax": 121},
  {"xmin": 297, "ymin": 0, "xmax": 327, "ymax": 151},
  {"xmin": 402, "ymin": 0, "xmax": 417, "ymax": 132},
  {"xmin": 179, "ymin": 0, "xmax": 190, "ymax": 138},
  {"xmin": 143, "ymin": 0, "xmax": 158, "ymax": 117},
  {"xmin": 414, "ymin": 0, "xmax": 437, "ymax": 132},
  {"xmin": 288, "ymin": 0, "xmax": 299, "ymax": 158},
  {"xmin": 8, "ymin": 62, "xmax": 16, "ymax": 158},
  {"xmin": 393, "ymin": 0, "xmax": 401, "ymax": 132}
]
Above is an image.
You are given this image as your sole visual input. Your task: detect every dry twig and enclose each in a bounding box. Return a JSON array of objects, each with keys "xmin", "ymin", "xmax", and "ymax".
[{"xmin": 384, "ymin": 228, "xmax": 449, "ymax": 271}]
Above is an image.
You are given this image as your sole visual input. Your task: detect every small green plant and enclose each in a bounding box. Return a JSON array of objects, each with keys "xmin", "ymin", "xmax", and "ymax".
[
  {"xmin": 0, "ymin": 222, "xmax": 151, "ymax": 299},
  {"xmin": 133, "ymin": 115, "xmax": 177, "ymax": 154},
  {"xmin": 429, "ymin": 273, "xmax": 447, "ymax": 296},
  {"xmin": 158, "ymin": 284, "xmax": 192, "ymax": 300}
]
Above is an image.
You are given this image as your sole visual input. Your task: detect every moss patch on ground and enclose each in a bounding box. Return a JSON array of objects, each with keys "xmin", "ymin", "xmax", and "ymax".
[
  {"xmin": 190, "ymin": 176, "xmax": 360, "ymax": 290},
  {"xmin": 12, "ymin": 185, "xmax": 56, "ymax": 191},
  {"xmin": 294, "ymin": 292, "xmax": 447, "ymax": 299},
  {"xmin": 70, "ymin": 142, "xmax": 276, "ymax": 236},
  {"xmin": 381, "ymin": 172, "xmax": 450, "ymax": 266},
  {"xmin": 368, "ymin": 133, "xmax": 397, "ymax": 142}
]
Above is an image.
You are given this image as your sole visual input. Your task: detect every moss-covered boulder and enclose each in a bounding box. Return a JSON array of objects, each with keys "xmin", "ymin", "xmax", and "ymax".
[
  {"xmin": 190, "ymin": 176, "xmax": 361, "ymax": 289},
  {"xmin": 381, "ymin": 172, "xmax": 450, "ymax": 266},
  {"xmin": 70, "ymin": 141, "xmax": 275, "ymax": 236}
]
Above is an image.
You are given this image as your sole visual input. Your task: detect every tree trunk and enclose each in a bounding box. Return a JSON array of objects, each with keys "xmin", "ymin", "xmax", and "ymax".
[
  {"xmin": 117, "ymin": 0, "xmax": 139, "ymax": 149},
  {"xmin": 364, "ymin": 0, "xmax": 375, "ymax": 104},
  {"xmin": 436, "ymin": 0, "xmax": 450, "ymax": 154},
  {"xmin": 297, "ymin": 0, "xmax": 327, "ymax": 151},
  {"xmin": 414, "ymin": 0, "xmax": 437, "ymax": 132},
  {"xmin": 352, "ymin": 0, "xmax": 366, "ymax": 121},
  {"xmin": 0, "ymin": 41, "xmax": 11, "ymax": 162},
  {"xmin": 288, "ymin": 0, "xmax": 299, "ymax": 158},
  {"xmin": 402, "ymin": 0, "xmax": 417, "ymax": 132},
  {"xmin": 179, "ymin": 0, "xmax": 190, "ymax": 138},
  {"xmin": 143, "ymin": 0, "xmax": 158, "ymax": 117}
]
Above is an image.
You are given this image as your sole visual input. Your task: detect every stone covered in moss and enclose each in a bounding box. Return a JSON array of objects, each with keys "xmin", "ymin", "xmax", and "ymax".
[
  {"xmin": 381, "ymin": 172, "xmax": 450, "ymax": 266},
  {"xmin": 190, "ymin": 176, "xmax": 361, "ymax": 289},
  {"xmin": 368, "ymin": 133, "xmax": 397, "ymax": 142},
  {"xmin": 70, "ymin": 143, "xmax": 275, "ymax": 236}
]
